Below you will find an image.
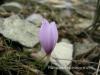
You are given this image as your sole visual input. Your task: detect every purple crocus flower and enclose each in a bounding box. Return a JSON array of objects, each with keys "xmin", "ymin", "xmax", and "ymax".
[{"xmin": 39, "ymin": 19, "xmax": 58, "ymax": 55}]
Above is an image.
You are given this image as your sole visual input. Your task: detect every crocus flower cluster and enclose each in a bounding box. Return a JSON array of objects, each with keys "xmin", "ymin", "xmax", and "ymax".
[{"xmin": 39, "ymin": 19, "xmax": 58, "ymax": 55}]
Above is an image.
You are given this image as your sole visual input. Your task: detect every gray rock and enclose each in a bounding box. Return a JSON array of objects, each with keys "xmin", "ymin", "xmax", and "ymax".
[
  {"xmin": 52, "ymin": 1, "xmax": 73, "ymax": 9},
  {"xmin": 74, "ymin": 39, "xmax": 98, "ymax": 57},
  {"xmin": 51, "ymin": 42, "xmax": 73, "ymax": 67},
  {"xmin": 0, "ymin": 15, "xmax": 39, "ymax": 47},
  {"xmin": 31, "ymin": 39, "xmax": 73, "ymax": 75},
  {"xmin": 74, "ymin": 20, "xmax": 92, "ymax": 29},
  {"xmin": 0, "ymin": 18, "xmax": 4, "ymax": 24},
  {"xmin": 0, "ymin": 7, "xmax": 6, "ymax": 12},
  {"xmin": 74, "ymin": 20, "xmax": 92, "ymax": 33},
  {"xmin": 32, "ymin": 0, "xmax": 73, "ymax": 9},
  {"xmin": 1, "ymin": 2, "xmax": 23, "ymax": 13},
  {"xmin": 26, "ymin": 13, "xmax": 43, "ymax": 26},
  {"xmin": 74, "ymin": 3, "xmax": 95, "ymax": 19},
  {"xmin": 50, "ymin": 40, "xmax": 73, "ymax": 75}
]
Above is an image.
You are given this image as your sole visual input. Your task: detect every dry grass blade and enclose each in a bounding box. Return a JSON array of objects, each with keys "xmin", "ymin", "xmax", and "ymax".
[{"xmin": 96, "ymin": 60, "xmax": 100, "ymax": 75}]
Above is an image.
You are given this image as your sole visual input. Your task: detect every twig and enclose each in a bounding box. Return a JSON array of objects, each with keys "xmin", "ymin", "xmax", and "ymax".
[
  {"xmin": 96, "ymin": 60, "xmax": 100, "ymax": 75},
  {"xmin": 79, "ymin": 0, "xmax": 100, "ymax": 34},
  {"xmin": 52, "ymin": 56, "xmax": 98, "ymax": 65},
  {"xmin": 54, "ymin": 69, "xmax": 57, "ymax": 75}
]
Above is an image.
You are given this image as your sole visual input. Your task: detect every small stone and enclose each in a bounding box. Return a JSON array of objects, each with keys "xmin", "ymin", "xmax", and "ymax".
[
  {"xmin": 52, "ymin": 2, "xmax": 73, "ymax": 9},
  {"xmin": 1, "ymin": 2, "xmax": 23, "ymax": 13}
]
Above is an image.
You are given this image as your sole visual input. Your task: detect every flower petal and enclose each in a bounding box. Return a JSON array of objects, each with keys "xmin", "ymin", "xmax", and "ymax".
[
  {"xmin": 39, "ymin": 19, "xmax": 51, "ymax": 54},
  {"xmin": 39, "ymin": 19, "xmax": 58, "ymax": 54},
  {"xmin": 50, "ymin": 22, "xmax": 58, "ymax": 48}
]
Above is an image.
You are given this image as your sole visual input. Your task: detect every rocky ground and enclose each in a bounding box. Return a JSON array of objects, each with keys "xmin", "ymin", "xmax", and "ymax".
[{"xmin": 0, "ymin": 0, "xmax": 99, "ymax": 75}]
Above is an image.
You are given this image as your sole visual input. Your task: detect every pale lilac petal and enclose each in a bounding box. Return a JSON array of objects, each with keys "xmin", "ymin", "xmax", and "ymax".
[
  {"xmin": 39, "ymin": 19, "xmax": 51, "ymax": 54},
  {"xmin": 47, "ymin": 22, "xmax": 58, "ymax": 50},
  {"xmin": 39, "ymin": 19, "xmax": 58, "ymax": 54},
  {"xmin": 40, "ymin": 19, "xmax": 49, "ymax": 30},
  {"xmin": 50, "ymin": 22, "xmax": 58, "ymax": 43}
]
